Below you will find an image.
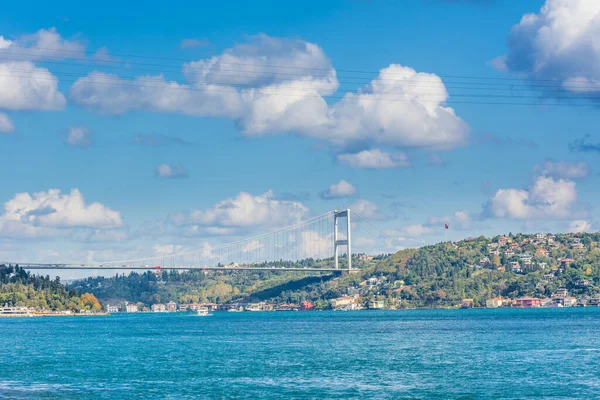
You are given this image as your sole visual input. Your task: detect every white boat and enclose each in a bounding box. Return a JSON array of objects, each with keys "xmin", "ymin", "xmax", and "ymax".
[{"xmin": 197, "ymin": 307, "xmax": 211, "ymax": 316}]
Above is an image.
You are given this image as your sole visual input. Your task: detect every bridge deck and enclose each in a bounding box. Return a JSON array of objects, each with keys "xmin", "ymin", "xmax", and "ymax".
[{"xmin": 9, "ymin": 263, "xmax": 347, "ymax": 273}]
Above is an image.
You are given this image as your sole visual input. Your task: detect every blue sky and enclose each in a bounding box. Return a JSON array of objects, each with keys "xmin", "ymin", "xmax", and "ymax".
[{"xmin": 1, "ymin": 0, "xmax": 599, "ymax": 276}]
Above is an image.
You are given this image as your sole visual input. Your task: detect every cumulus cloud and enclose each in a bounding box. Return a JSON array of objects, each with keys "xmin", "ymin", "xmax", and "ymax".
[
  {"xmin": 337, "ymin": 149, "xmax": 410, "ymax": 169},
  {"xmin": 485, "ymin": 176, "xmax": 579, "ymax": 220},
  {"xmin": 568, "ymin": 219, "xmax": 592, "ymax": 233},
  {"xmin": 400, "ymin": 210, "xmax": 472, "ymax": 237},
  {"xmin": 0, "ymin": 62, "xmax": 66, "ymax": 110},
  {"xmin": 156, "ymin": 164, "xmax": 188, "ymax": 179},
  {"xmin": 535, "ymin": 159, "xmax": 590, "ymax": 180},
  {"xmin": 0, "ymin": 28, "xmax": 74, "ymax": 114},
  {"xmin": 321, "ymin": 179, "xmax": 357, "ymax": 199},
  {"xmin": 499, "ymin": 0, "xmax": 600, "ymax": 92},
  {"xmin": 65, "ymin": 126, "xmax": 93, "ymax": 147},
  {"xmin": 0, "ymin": 113, "xmax": 14, "ymax": 133},
  {"xmin": 0, "ymin": 189, "xmax": 123, "ymax": 238},
  {"xmin": 70, "ymin": 34, "xmax": 469, "ymax": 151},
  {"xmin": 168, "ymin": 190, "xmax": 308, "ymax": 235},
  {"xmin": 0, "ymin": 28, "xmax": 85, "ymax": 61},
  {"xmin": 349, "ymin": 199, "xmax": 383, "ymax": 220}
]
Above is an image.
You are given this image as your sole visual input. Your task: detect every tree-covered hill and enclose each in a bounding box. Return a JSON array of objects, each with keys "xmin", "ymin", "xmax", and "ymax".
[
  {"xmin": 0, "ymin": 265, "xmax": 102, "ymax": 311},
  {"xmin": 67, "ymin": 232, "xmax": 600, "ymax": 309}
]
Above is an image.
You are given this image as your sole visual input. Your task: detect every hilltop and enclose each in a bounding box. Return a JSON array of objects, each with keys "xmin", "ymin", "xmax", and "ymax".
[{"xmin": 66, "ymin": 231, "xmax": 600, "ymax": 310}]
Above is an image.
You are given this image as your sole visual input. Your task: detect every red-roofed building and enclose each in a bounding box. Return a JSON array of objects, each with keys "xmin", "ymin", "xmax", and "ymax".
[{"xmin": 515, "ymin": 297, "xmax": 542, "ymax": 308}]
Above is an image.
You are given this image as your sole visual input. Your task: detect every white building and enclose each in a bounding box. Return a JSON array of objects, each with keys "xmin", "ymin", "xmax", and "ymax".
[
  {"xmin": 126, "ymin": 304, "xmax": 138, "ymax": 313},
  {"xmin": 152, "ymin": 304, "xmax": 166, "ymax": 312},
  {"xmin": 107, "ymin": 305, "xmax": 119, "ymax": 313}
]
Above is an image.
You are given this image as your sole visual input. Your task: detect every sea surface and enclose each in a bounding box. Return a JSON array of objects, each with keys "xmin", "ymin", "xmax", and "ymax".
[{"xmin": 2, "ymin": 308, "xmax": 600, "ymax": 399}]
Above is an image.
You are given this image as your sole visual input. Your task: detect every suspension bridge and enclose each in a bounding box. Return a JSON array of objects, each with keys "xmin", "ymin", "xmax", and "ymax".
[{"xmin": 6, "ymin": 209, "xmax": 395, "ymax": 274}]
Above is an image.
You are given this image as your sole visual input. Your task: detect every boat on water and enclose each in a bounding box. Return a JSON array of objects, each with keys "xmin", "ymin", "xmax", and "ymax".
[
  {"xmin": 197, "ymin": 307, "xmax": 212, "ymax": 316},
  {"xmin": 0, "ymin": 306, "xmax": 36, "ymax": 317}
]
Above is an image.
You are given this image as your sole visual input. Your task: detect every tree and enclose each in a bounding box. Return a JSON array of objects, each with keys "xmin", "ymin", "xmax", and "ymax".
[{"xmin": 81, "ymin": 293, "xmax": 102, "ymax": 311}]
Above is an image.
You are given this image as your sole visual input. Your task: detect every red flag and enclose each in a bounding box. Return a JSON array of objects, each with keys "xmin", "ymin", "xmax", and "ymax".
[{"xmin": 445, "ymin": 224, "xmax": 449, "ymax": 230}]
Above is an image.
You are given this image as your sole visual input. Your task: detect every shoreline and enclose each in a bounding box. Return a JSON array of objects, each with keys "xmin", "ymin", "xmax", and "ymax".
[{"xmin": 0, "ymin": 312, "xmax": 110, "ymax": 318}]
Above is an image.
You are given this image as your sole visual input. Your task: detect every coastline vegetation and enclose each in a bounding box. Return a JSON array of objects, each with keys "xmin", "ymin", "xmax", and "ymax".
[{"xmin": 0, "ymin": 265, "xmax": 102, "ymax": 312}]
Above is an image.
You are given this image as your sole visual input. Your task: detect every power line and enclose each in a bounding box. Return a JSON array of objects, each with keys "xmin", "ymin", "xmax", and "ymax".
[
  {"xmin": 3, "ymin": 62, "xmax": 596, "ymax": 92},
  {"xmin": 1, "ymin": 44, "xmax": 582, "ymax": 84},
  {"xmin": 2, "ymin": 52, "xmax": 599, "ymax": 92},
  {"xmin": 1, "ymin": 71, "xmax": 599, "ymax": 106}
]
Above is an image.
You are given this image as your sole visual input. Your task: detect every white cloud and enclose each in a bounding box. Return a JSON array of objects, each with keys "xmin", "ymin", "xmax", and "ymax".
[
  {"xmin": 337, "ymin": 148, "xmax": 410, "ymax": 169},
  {"xmin": 93, "ymin": 47, "xmax": 118, "ymax": 63},
  {"xmin": 500, "ymin": 0, "xmax": 600, "ymax": 92},
  {"xmin": 65, "ymin": 126, "xmax": 93, "ymax": 147},
  {"xmin": 568, "ymin": 219, "xmax": 592, "ymax": 233},
  {"xmin": 402, "ymin": 224, "xmax": 435, "ymax": 237},
  {"xmin": 0, "ymin": 189, "xmax": 123, "ymax": 238},
  {"xmin": 535, "ymin": 159, "xmax": 590, "ymax": 180},
  {"xmin": 0, "ymin": 29, "xmax": 75, "ymax": 113},
  {"xmin": 156, "ymin": 164, "xmax": 188, "ymax": 179},
  {"xmin": 0, "ymin": 28, "xmax": 85, "ymax": 61},
  {"xmin": 349, "ymin": 199, "xmax": 383, "ymax": 220},
  {"xmin": 0, "ymin": 113, "xmax": 14, "ymax": 133},
  {"xmin": 153, "ymin": 244, "xmax": 183, "ymax": 256},
  {"xmin": 400, "ymin": 210, "xmax": 472, "ymax": 238},
  {"xmin": 168, "ymin": 190, "xmax": 308, "ymax": 234},
  {"xmin": 0, "ymin": 61, "xmax": 66, "ymax": 110},
  {"xmin": 70, "ymin": 35, "xmax": 469, "ymax": 151},
  {"xmin": 428, "ymin": 210, "xmax": 472, "ymax": 230},
  {"xmin": 486, "ymin": 176, "xmax": 578, "ymax": 220},
  {"xmin": 321, "ymin": 179, "xmax": 357, "ymax": 199}
]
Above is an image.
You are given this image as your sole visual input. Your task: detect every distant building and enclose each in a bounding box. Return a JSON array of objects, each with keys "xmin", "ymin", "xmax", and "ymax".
[
  {"xmin": 560, "ymin": 258, "xmax": 575, "ymax": 267},
  {"xmin": 515, "ymin": 297, "xmax": 542, "ymax": 308},
  {"xmin": 368, "ymin": 299, "xmax": 385, "ymax": 310},
  {"xmin": 107, "ymin": 305, "xmax": 119, "ymax": 313},
  {"xmin": 460, "ymin": 299, "xmax": 474, "ymax": 309},
  {"xmin": 166, "ymin": 301, "xmax": 177, "ymax": 312},
  {"xmin": 331, "ymin": 295, "xmax": 359, "ymax": 310},
  {"xmin": 125, "ymin": 304, "xmax": 138, "ymax": 313},
  {"xmin": 486, "ymin": 297, "xmax": 503, "ymax": 308},
  {"xmin": 178, "ymin": 303, "xmax": 189, "ymax": 312},
  {"xmin": 152, "ymin": 304, "xmax": 166, "ymax": 312},
  {"xmin": 535, "ymin": 248, "xmax": 550, "ymax": 257},
  {"xmin": 552, "ymin": 288, "xmax": 568, "ymax": 299},
  {"xmin": 300, "ymin": 301, "xmax": 314, "ymax": 311},
  {"xmin": 536, "ymin": 233, "xmax": 547, "ymax": 240}
]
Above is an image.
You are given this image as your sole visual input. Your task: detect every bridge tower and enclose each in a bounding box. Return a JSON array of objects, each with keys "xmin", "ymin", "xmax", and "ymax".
[{"xmin": 333, "ymin": 209, "xmax": 352, "ymax": 270}]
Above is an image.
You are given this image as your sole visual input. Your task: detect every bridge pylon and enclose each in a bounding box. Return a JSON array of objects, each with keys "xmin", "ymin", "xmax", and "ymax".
[{"xmin": 333, "ymin": 209, "xmax": 352, "ymax": 270}]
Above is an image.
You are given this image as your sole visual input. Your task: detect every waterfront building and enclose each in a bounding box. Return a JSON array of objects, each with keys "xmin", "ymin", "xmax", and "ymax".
[
  {"xmin": 300, "ymin": 301, "xmax": 314, "ymax": 311},
  {"xmin": 107, "ymin": 305, "xmax": 119, "ymax": 313},
  {"xmin": 178, "ymin": 303, "xmax": 189, "ymax": 312},
  {"xmin": 460, "ymin": 299, "xmax": 474, "ymax": 309},
  {"xmin": 125, "ymin": 304, "xmax": 138, "ymax": 313},
  {"xmin": 166, "ymin": 301, "xmax": 177, "ymax": 312},
  {"xmin": 368, "ymin": 299, "xmax": 385, "ymax": 310},
  {"xmin": 152, "ymin": 304, "xmax": 166, "ymax": 312},
  {"xmin": 515, "ymin": 297, "xmax": 542, "ymax": 308},
  {"xmin": 486, "ymin": 297, "xmax": 503, "ymax": 308}
]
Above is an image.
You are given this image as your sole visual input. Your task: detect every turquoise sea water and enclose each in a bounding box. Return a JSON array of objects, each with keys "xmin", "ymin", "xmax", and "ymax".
[{"xmin": 2, "ymin": 308, "xmax": 600, "ymax": 399}]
